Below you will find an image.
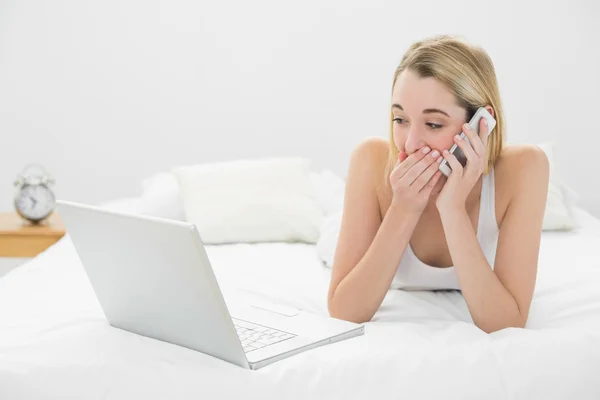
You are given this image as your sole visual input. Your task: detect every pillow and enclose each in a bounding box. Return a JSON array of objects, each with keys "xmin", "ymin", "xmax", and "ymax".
[
  {"xmin": 537, "ymin": 142, "xmax": 579, "ymax": 231},
  {"xmin": 137, "ymin": 172, "xmax": 186, "ymax": 221},
  {"xmin": 136, "ymin": 168, "xmax": 344, "ymax": 222},
  {"xmin": 171, "ymin": 157, "xmax": 324, "ymax": 244},
  {"xmin": 310, "ymin": 169, "xmax": 346, "ymax": 218}
]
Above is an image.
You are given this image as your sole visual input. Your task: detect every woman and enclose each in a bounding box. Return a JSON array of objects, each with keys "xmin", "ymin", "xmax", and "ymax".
[{"xmin": 327, "ymin": 35, "xmax": 549, "ymax": 333}]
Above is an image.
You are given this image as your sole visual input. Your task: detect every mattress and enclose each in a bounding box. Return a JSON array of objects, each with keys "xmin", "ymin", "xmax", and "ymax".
[{"xmin": 1, "ymin": 199, "xmax": 599, "ymax": 399}]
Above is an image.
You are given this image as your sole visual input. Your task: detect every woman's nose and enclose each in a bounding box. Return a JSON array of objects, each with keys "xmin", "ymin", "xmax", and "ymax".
[{"xmin": 405, "ymin": 127, "xmax": 426, "ymax": 154}]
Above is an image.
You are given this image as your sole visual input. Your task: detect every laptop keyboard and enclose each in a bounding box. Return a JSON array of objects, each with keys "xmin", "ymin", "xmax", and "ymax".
[{"xmin": 232, "ymin": 318, "xmax": 296, "ymax": 353}]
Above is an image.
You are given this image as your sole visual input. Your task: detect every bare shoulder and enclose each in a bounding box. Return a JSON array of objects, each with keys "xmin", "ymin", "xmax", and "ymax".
[
  {"xmin": 348, "ymin": 136, "xmax": 390, "ymax": 187},
  {"xmin": 347, "ymin": 136, "xmax": 391, "ymax": 219},
  {"xmin": 496, "ymin": 143, "xmax": 548, "ymax": 167},
  {"xmin": 493, "ymin": 144, "xmax": 550, "ymax": 220},
  {"xmin": 494, "ymin": 144, "xmax": 549, "ymax": 184},
  {"xmin": 349, "ymin": 136, "xmax": 389, "ymax": 169}
]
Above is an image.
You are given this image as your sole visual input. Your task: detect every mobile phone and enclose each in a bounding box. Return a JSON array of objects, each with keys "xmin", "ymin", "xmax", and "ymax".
[{"xmin": 438, "ymin": 107, "xmax": 497, "ymax": 177}]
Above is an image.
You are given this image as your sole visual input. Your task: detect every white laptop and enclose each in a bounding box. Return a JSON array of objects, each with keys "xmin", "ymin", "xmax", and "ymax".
[{"xmin": 56, "ymin": 200, "xmax": 364, "ymax": 370}]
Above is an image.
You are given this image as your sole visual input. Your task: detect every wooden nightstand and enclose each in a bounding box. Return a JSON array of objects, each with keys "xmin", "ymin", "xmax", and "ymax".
[{"xmin": 0, "ymin": 211, "xmax": 66, "ymax": 276}]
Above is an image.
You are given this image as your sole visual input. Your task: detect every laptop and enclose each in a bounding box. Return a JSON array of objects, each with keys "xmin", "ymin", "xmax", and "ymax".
[{"xmin": 56, "ymin": 200, "xmax": 364, "ymax": 370}]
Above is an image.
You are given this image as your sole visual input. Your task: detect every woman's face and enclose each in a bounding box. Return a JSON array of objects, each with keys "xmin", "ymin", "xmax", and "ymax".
[{"xmin": 391, "ymin": 69, "xmax": 469, "ymax": 157}]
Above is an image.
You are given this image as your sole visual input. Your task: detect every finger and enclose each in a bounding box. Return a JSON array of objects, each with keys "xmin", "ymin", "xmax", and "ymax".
[
  {"xmin": 399, "ymin": 151, "xmax": 407, "ymax": 163},
  {"xmin": 399, "ymin": 148, "xmax": 440, "ymax": 186},
  {"xmin": 419, "ymin": 170, "xmax": 443, "ymax": 198},
  {"xmin": 390, "ymin": 146, "xmax": 430, "ymax": 182},
  {"xmin": 479, "ymin": 117, "xmax": 489, "ymax": 140},
  {"xmin": 461, "ymin": 122, "xmax": 485, "ymax": 156},
  {"xmin": 442, "ymin": 149, "xmax": 463, "ymax": 176},
  {"xmin": 412, "ymin": 155, "xmax": 444, "ymax": 191},
  {"xmin": 480, "ymin": 117, "xmax": 490, "ymax": 149},
  {"xmin": 453, "ymin": 134, "xmax": 478, "ymax": 166},
  {"xmin": 394, "ymin": 151, "xmax": 406, "ymax": 168},
  {"xmin": 392, "ymin": 151, "xmax": 404, "ymax": 176}
]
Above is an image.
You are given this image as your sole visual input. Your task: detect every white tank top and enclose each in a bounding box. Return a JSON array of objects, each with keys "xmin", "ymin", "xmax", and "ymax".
[{"xmin": 390, "ymin": 168, "xmax": 500, "ymax": 291}]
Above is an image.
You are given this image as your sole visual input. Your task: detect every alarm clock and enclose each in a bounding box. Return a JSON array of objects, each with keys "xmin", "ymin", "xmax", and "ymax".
[{"xmin": 14, "ymin": 164, "xmax": 56, "ymax": 224}]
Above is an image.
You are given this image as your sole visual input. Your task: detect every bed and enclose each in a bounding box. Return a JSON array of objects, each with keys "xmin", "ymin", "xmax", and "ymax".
[{"xmin": 1, "ymin": 196, "xmax": 600, "ymax": 399}]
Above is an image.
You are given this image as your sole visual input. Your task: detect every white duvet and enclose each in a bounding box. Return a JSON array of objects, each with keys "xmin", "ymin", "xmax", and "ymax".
[{"xmin": 1, "ymin": 201, "xmax": 600, "ymax": 400}]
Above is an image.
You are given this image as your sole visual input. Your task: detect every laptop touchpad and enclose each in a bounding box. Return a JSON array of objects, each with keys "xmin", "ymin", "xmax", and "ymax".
[{"xmin": 249, "ymin": 301, "xmax": 301, "ymax": 317}]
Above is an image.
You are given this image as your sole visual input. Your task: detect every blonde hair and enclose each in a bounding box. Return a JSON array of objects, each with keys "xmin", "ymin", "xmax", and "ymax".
[{"xmin": 384, "ymin": 35, "xmax": 505, "ymax": 186}]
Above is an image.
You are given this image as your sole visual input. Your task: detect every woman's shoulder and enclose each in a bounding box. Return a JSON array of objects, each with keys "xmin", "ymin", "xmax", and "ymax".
[
  {"xmin": 348, "ymin": 137, "xmax": 393, "ymax": 214},
  {"xmin": 494, "ymin": 144, "xmax": 549, "ymax": 182},
  {"xmin": 350, "ymin": 136, "xmax": 390, "ymax": 162},
  {"xmin": 348, "ymin": 136, "xmax": 391, "ymax": 181},
  {"xmin": 493, "ymin": 144, "xmax": 550, "ymax": 211}
]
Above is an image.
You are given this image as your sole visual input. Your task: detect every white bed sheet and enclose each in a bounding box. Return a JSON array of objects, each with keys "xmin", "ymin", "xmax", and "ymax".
[{"xmin": 1, "ymin": 200, "xmax": 599, "ymax": 399}]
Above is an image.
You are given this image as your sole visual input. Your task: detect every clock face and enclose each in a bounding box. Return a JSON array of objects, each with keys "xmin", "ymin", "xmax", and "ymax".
[{"xmin": 15, "ymin": 184, "xmax": 56, "ymax": 221}]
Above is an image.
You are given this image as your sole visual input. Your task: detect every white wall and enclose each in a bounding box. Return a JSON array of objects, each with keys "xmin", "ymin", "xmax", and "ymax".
[{"xmin": 1, "ymin": 0, "xmax": 599, "ymax": 216}]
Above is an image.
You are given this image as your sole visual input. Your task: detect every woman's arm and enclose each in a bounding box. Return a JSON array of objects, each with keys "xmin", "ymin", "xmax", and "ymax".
[
  {"xmin": 439, "ymin": 146, "xmax": 549, "ymax": 333},
  {"xmin": 328, "ymin": 138, "xmax": 432, "ymax": 323},
  {"xmin": 329, "ymin": 202, "xmax": 421, "ymax": 324}
]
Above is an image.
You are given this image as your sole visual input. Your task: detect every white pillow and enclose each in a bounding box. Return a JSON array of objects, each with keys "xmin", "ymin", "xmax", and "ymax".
[
  {"xmin": 310, "ymin": 169, "xmax": 346, "ymax": 218},
  {"xmin": 171, "ymin": 157, "xmax": 324, "ymax": 244},
  {"xmin": 136, "ymin": 168, "xmax": 344, "ymax": 222},
  {"xmin": 136, "ymin": 172, "xmax": 186, "ymax": 221},
  {"xmin": 537, "ymin": 142, "xmax": 579, "ymax": 230}
]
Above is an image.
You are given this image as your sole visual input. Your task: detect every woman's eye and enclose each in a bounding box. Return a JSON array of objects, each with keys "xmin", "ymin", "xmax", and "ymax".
[
  {"xmin": 393, "ymin": 118, "xmax": 405, "ymax": 124},
  {"xmin": 427, "ymin": 123, "xmax": 443, "ymax": 129}
]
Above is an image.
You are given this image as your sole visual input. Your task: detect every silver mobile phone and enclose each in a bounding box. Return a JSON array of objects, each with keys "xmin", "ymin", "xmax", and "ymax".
[{"xmin": 438, "ymin": 107, "xmax": 497, "ymax": 177}]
